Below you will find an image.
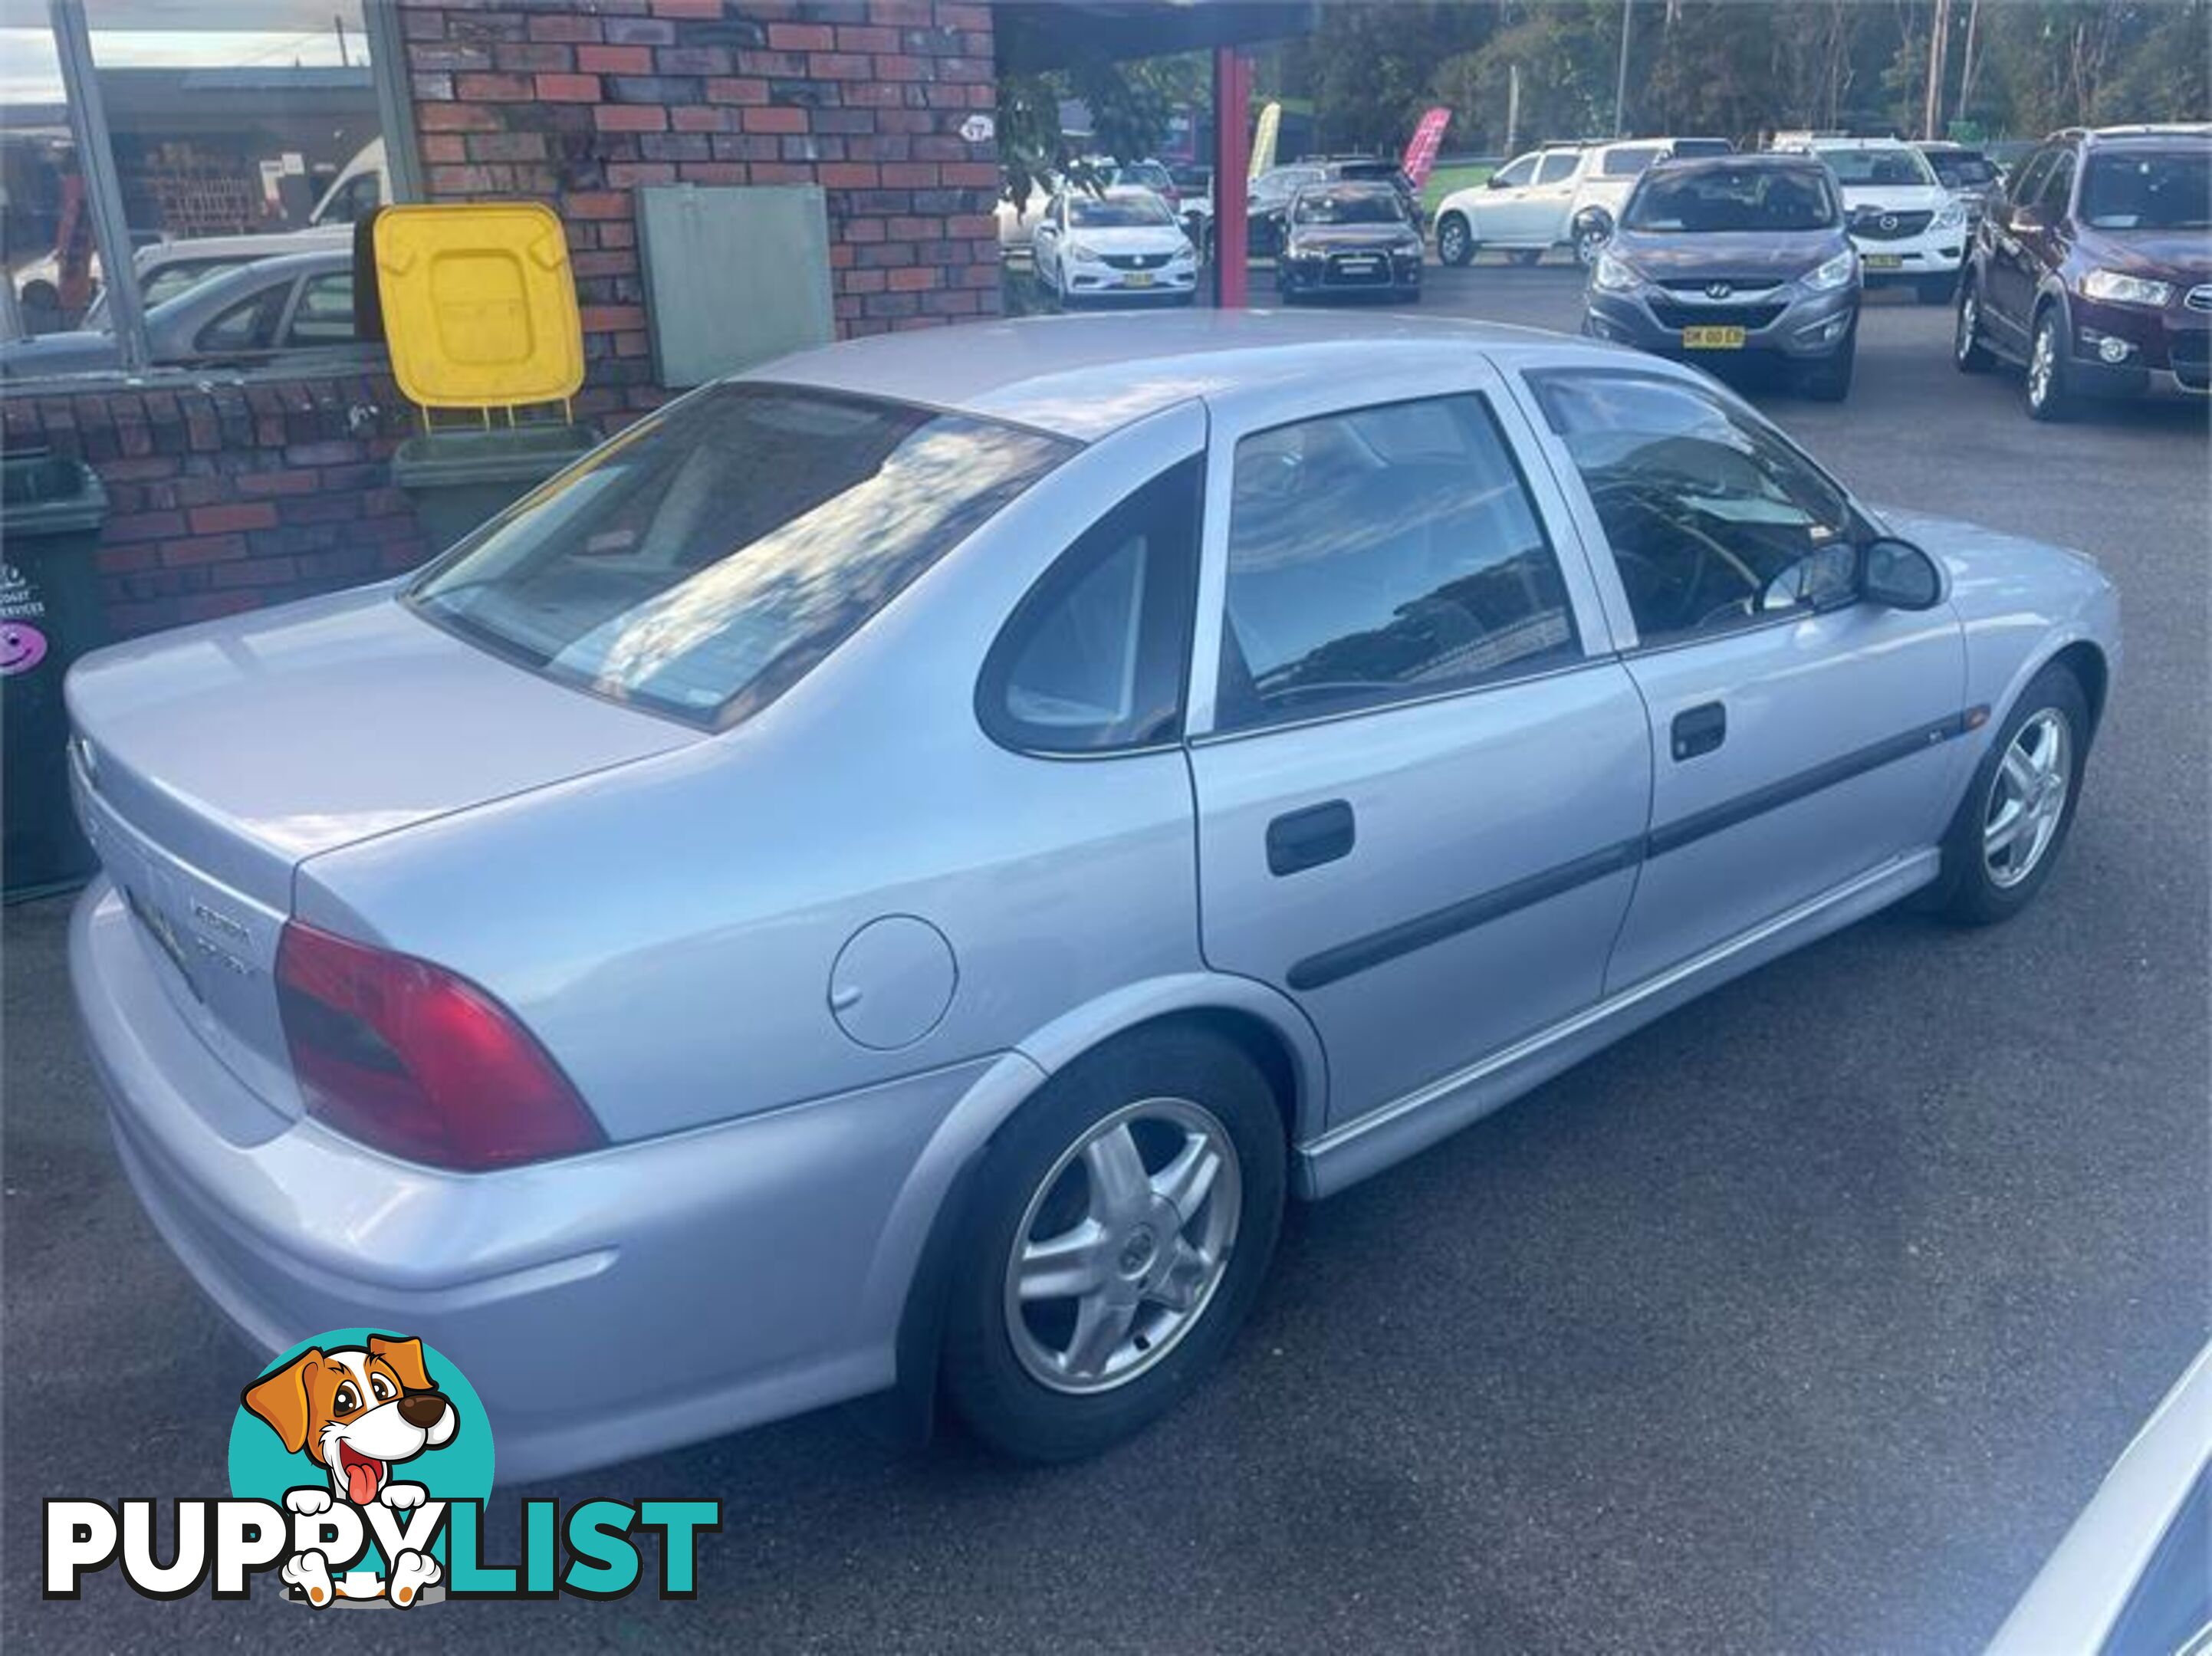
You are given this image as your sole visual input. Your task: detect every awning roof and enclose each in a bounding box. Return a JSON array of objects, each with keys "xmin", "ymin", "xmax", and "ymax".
[{"xmin": 995, "ymin": 1, "xmax": 1316, "ymax": 72}]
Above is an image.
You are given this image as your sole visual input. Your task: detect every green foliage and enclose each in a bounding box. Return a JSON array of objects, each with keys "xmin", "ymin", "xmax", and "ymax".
[{"xmin": 995, "ymin": 52, "xmax": 1209, "ymax": 205}]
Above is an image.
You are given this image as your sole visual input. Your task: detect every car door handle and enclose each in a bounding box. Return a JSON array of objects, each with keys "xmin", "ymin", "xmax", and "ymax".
[
  {"xmin": 1671, "ymin": 702, "xmax": 1727, "ymax": 762},
  {"xmin": 1267, "ymin": 800, "xmax": 1356, "ymax": 876}
]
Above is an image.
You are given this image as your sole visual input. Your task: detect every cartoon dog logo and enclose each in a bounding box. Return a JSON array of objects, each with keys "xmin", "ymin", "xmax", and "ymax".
[{"xmin": 241, "ymin": 1335, "xmax": 458, "ymax": 1607}]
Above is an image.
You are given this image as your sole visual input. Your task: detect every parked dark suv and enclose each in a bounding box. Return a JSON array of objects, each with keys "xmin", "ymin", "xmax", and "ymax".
[{"xmin": 1955, "ymin": 124, "xmax": 2211, "ymax": 419}]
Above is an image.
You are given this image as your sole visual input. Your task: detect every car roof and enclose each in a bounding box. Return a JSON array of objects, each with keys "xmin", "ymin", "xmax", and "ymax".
[
  {"xmin": 146, "ymin": 248, "xmax": 348, "ymax": 320},
  {"xmin": 140, "ymin": 228, "xmax": 351, "ymax": 267},
  {"xmin": 1658, "ymin": 152, "xmax": 1827, "ymax": 173},
  {"xmin": 751, "ymin": 311, "xmax": 1612, "ymax": 442}
]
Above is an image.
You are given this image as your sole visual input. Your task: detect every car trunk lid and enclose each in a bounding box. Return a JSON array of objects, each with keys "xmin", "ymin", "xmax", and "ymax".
[{"xmin": 67, "ymin": 582, "xmax": 694, "ymax": 1126}]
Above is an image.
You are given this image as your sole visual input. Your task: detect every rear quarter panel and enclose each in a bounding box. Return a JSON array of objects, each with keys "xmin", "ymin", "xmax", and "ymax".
[{"xmin": 297, "ymin": 403, "xmax": 1216, "ymax": 1145}]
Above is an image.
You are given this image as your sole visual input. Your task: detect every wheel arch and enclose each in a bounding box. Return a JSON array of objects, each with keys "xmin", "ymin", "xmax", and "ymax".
[{"xmin": 856, "ymin": 974, "xmax": 1326, "ymax": 1441}]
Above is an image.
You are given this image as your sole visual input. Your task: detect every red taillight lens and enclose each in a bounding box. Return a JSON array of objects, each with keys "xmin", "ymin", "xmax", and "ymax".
[{"xmin": 274, "ymin": 921, "xmax": 605, "ymax": 1171}]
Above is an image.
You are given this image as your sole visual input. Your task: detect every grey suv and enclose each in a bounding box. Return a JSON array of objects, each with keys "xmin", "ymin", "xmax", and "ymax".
[{"xmin": 1582, "ymin": 154, "xmax": 1862, "ymax": 399}]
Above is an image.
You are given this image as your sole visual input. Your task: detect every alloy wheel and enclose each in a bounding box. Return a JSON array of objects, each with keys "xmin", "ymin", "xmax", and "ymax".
[
  {"xmin": 1002, "ymin": 1097, "xmax": 1242, "ymax": 1395},
  {"xmin": 1983, "ymin": 708, "xmax": 2072, "ymax": 889},
  {"xmin": 1956, "ymin": 291, "xmax": 1979, "ymax": 363},
  {"xmin": 2028, "ymin": 317, "xmax": 2056, "ymax": 410}
]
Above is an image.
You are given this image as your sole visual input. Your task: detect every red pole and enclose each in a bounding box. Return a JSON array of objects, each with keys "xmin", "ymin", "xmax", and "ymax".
[{"xmin": 1212, "ymin": 48, "xmax": 1250, "ymax": 309}]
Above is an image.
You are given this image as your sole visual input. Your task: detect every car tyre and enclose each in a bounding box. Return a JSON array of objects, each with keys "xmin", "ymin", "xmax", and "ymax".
[
  {"xmin": 1435, "ymin": 212, "xmax": 1474, "ymax": 268},
  {"xmin": 1573, "ymin": 228, "xmax": 1606, "ymax": 267},
  {"xmin": 1954, "ymin": 278, "xmax": 1995, "ymax": 373},
  {"xmin": 1936, "ymin": 662, "xmax": 2091, "ymax": 926},
  {"xmin": 2026, "ymin": 304, "xmax": 2074, "ymax": 422},
  {"xmin": 1798, "ymin": 330, "xmax": 1856, "ymax": 401},
  {"xmin": 940, "ymin": 1025, "xmax": 1287, "ymax": 1463}
]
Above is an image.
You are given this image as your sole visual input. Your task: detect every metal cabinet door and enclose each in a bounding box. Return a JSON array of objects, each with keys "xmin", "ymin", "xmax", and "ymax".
[{"xmin": 1183, "ymin": 363, "xmax": 1649, "ymax": 1133}]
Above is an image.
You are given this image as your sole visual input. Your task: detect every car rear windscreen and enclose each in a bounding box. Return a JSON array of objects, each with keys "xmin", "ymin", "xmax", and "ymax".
[
  {"xmin": 1625, "ymin": 166, "xmax": 1838, "ymax": 232},
  {"xmin": 407, "ymin": 385, "xmax": 1075, "ymax": 728}
]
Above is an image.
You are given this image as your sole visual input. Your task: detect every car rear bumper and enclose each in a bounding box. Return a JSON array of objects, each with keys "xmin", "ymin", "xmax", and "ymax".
[
  {"xmin": 71, "ymin": 876, "xmax": 998, "ymax": 1484},
  {"xmin": 1584, "ymin": 284, "xmax": 1858, "ymax": 361}
]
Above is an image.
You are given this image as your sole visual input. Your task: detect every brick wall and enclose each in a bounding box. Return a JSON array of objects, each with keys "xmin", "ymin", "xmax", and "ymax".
[
  {"xmin": 400, "ymin": 0, "xmax": 1004, "ymax": 422},
  {"xmin": 5, "ymin": 0, "xmax": 1006, "ymax": 640},
  {"xmin": 2, "ymin": 375, "xmax": 429, "ymax": 638}
]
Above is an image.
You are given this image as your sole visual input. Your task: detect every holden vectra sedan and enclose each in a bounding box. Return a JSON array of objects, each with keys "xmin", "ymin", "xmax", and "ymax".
[{"xmin": 68, "ymin": 314, "xmax": 2116, "ymax": 1476}]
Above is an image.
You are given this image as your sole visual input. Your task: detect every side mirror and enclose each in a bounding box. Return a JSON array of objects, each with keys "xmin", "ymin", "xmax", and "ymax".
[
  {"xmin": 1572, "ymin": 205, "xmax": 1614, "ymax": 248},
  {"xmin": 1486, "ymin": 173, "xmax": 1508, "ymax": 189},
  {"xmin": 1860, "ymin": 537, "xmax": 1944, "ymax": 610},
  {"xmin": 2009, "ymin": 202, "xmax": 2046, "ymax": 234}
]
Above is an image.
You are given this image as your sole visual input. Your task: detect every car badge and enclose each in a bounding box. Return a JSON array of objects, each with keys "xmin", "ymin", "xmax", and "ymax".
[
  {"xmin": 1879, "ymin": 213, "xmax": 1898, "ymax": 231},
  {"xmin": 1704, "ymin": 281, "xmax": 1732, "ymax": 299}
]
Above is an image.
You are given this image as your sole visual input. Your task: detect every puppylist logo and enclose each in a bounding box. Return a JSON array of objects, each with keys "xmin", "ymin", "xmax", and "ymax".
[{"xmin": 44, "ymin": 1328, "xmax": 719, "ymax": 1608}]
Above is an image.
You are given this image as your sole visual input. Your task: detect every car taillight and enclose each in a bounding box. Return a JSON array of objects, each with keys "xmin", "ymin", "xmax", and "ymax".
[{"xmin": 274, "ymin": 920, "xmax": 605, "ymax": 1171}]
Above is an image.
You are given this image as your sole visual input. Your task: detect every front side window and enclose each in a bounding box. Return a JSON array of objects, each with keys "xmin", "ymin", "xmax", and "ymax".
[
  {"xmin": 981, "ymin": 458, "xmax": 1201, "ymax": 753},
  {"xmin": 2007, "ymin": 148, "xmax": 2056, "ymax": 208},
  {"xmin": 1214, "ymin": 395, "xmax": 1581, "ymax": 733},
  {"xmin": 284, "ymin": 271, "xmax": 357, "ymax": 345},
  {"xmin": 409, "ymin": 385, "xmax": 1073, "ymax": 728},
  {"xmin": 1536, "ymin": 152, "xmax": 1582, "ymax": 186},
  {"xmin": 193, "ymin": 285, "xmax": 286, "ymax": 354},
  {"xmin": 1492, "ymin": 155, "xmax": 1538, "ymax": 189},
  {"xmin": 2081, "ymin": 149, "xmax": 2211, "ymax": 229},
  {"xmin": 1530, "ymin": 372, "xmax": 1863, "ymax": 648},
  {"xmin": 2037, "ymin": 151, "xmax": 2078, "ymax": 214}
]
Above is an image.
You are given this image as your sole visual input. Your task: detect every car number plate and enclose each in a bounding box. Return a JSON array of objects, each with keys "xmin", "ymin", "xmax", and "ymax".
[
  {"xmin": 1681, "ymin": 326, "xmax": 1746, "ymax": 350},
  {"xmin": 1863, "ymin": 253, "xmax": 1903, "ymax": 269},
  {"xmin": 1124, "ymin": 271, "xmax": 1155, "ymax": 288}
]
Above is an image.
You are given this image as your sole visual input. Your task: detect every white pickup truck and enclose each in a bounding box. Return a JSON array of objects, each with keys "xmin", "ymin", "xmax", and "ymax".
[{"xmin": 1433, "ymin": 136, "xmax": 1734, "ymax": 267}]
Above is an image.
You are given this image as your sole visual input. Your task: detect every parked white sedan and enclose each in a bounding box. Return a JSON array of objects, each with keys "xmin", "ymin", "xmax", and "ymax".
[{"xmin": 1032, "ymin": 188, "xmax": 1198, "ymax": 306}]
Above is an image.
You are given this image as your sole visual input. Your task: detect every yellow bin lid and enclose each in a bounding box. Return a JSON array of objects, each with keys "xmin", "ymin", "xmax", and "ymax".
[{"xmin": 373, "ymin": 202, "xmax": 585, "ymax": 409}]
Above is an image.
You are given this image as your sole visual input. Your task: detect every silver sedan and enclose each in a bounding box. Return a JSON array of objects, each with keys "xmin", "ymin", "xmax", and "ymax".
[{"xmin": 67, "ymin": 313, "xmax": 2118, "ymax": 1476}]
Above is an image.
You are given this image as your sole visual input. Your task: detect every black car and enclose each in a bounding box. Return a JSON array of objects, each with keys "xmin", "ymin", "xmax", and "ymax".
[
  {"xmin": 1275, "ymin": 181, "xmax": 1424, "ymax": 304},
  {"xmin": 1238, "ymin": 157, "xmax": 1425, "ymax": 261},
  {"xmin": 1579, "ymin": 154, "xmax": 1862, "ymax": 399}
]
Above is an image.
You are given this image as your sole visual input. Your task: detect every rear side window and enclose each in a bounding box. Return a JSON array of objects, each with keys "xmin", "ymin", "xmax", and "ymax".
[
  {"xmin": 194, "ymin": 284, "xmax": 287, "ymax": 354},
  {"xmin": 142, "ymin": 258, "xmax": 249, "ymax": 307},
  {"xmin": 1602, "ymin": 146, "xmax": 1661, "ymax": 178},
  {"xmin": 284, "ymin": 272, "xmax": 356, "ymax": 345},
  {"xmin": 1537, "ymin": 152, "xmax": 1581, "ymax": 185},
  {"xmin": 1214, "ymin": 395, "xmax": 1580, "ymax": 733},
  {"xmin": 979, "ymin": 458, "xmax": 1202, "ymax": 753},
  {"xmin": 409, "ymin": 385, "xmax": 1073, "ymax": 728}
]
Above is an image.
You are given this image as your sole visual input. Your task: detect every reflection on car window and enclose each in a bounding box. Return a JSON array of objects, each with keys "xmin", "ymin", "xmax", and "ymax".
[
  {"xmin": 1069, "ymin": 194, "xmax": 1175, "ymax": 228},
  {"xmin": 142, "ymin": 259, "xmax": 251, "ymax": 308},
  {"xmin": 1293, "ymin": 188, "xmax": 1405, "ymax": 225},
  {"xmin": 1602, "ymin": 146, "xmax": 1661, "ymax": 178},
  {"xmin": 2037, "ymin": 152, "xmax": 2077, "ymax": 213},
  {"xmin": 193, "ymin": 285, "xmax": 287, "ymax": 354},
  {"xmin": 410, "ymin": 386, "xmax": 1073, "ymax": 728},
  {"xmin": 1537, "ymin": 153, "xmax": 1582, "ymax": 184},
  {"xmin": 1625, "ymin": 166, "xmax": 1837, "ymax": 232},
  {"xmin": 2081, "ymin": 151, "xmax": 2211, "ymax": 229},
  {"xmin": 1493, "ymin": 156, "xmax": 1537, "ymax": 189},
  {"xmin": 1530, "ymin": 372, "xmax": 1862, "ymax": 647},
  {"xmin": 987, "ymin": 458, "xmax": 1201, "ymax": 753},
  {"xmin": 284, "ymin": 272, "xmax": 357, "ymax": 345},
  {"xmin": 1215, "ymin": 395, "xmax": 1580, "ymax": 732},
  {"xmin": 1823, "ymin": 148, "xmax": 1938, "ymax": 188}
]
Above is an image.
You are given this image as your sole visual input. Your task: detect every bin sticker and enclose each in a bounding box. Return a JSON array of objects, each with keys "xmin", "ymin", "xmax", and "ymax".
[{"xmin": 0, "ymin": 622, "xmax": 48, "ymax": 676}]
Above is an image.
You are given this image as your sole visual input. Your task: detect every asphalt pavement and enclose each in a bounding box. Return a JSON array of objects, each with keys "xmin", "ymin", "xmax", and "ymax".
[{"xmin": 5, "ymin": 265, "xmax": 2207, "ymax": 1653}]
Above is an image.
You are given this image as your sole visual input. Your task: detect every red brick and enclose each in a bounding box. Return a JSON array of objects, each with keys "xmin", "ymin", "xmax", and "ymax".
[
  {"xmin": 672, "ymin": 106, "xmax": 738, "ymax": 130},
  {"xmin": 742, "ymin": 106, "xmax": 809, "ymax": 133},
  {"xmin": 807, "ymin": 51, "xmax": 872, "ymax": 79},
  {"xmin": 104, "ymin": 510, "xmax": 187, "ymax": 544},
  {"xmin": 880, "ymin": 163, "xmax": 940, "ymax": 187},
  {"xmin": 767, "ymin": 22, "xmax": 836, "ymax": 51},
  {"xmin": 749, "ymin": 162, "xmax": 815, "ymax": 183},
  {"xmin": 942, "ymin": 162, "xmax": 998, "ymax": 187},
  {"xmin": 836, "ymin": 25, "xmax": 899, "ymax": 51},
  {"xmin": 705, "ymin": 77, "xmax": 768, "ymax": 104},
  {"xmin": 528, "ymin": 13, "xmax": 603, "ymax": 42},
  {"xmin": 454, "ymin": 72, "xmax": 535, "ymax": 101},
  {"xmin": 679, "ymin": 162, "xmax": 751, "ymax": 184},
  {"xmin": 873, "ymin": 54, "xmax": 930, "ymax": 80},
  {"xmin": 493, "ymin": 42, "xmax": 574, "ymax": 72},
  {"xmin": 886, "ymin": 266, "xmax": 941, "ymax": 291},
  {"xmin": 188, "ymin": 501, "xmax": 278, "ymax": 534},
  {"xmin": 596, "ymin": 104, "xmax": 668, "ymax": 132},
  {"xmin": 651, "ymin": 0, "xmax": 725, "ymax": 15},
  {"xmin": 935, "ymin": 3, "xmax": 992, "ymax": 27},
  {"xmin": 420, "ymin": 133, "xmax": 469, "ymax": 163},
  {"xmin": 580, "ymin": 304, "xmax": 647, "ymax": 332},
  {"xmin": 820, "ymin": 162, "xmax": 880, "ymax": 188},
  {"xmin": 419, "ymin": 103, "xmax": 500, "ymax": 132},
  {"xmin": 578, "ymin": 43, "xmax": 653, "ymax": 74},
  {"xmin": 869, "ymin": 0, "xmax": 935, "ymax": 22},
  {"xmin": 567, "ymin": 192, "xmax": 635, "ymax": 220},
  {"xmin": 161, "ymin": 534, "xmax": 248, "ymax": 567},
  {"xmin": 535, "ymin": 71, "xmax": 602, "ymax": 101},
  {"xmin": 235, "ymin": 469, "xmax": 320, "ymax": 497}
]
